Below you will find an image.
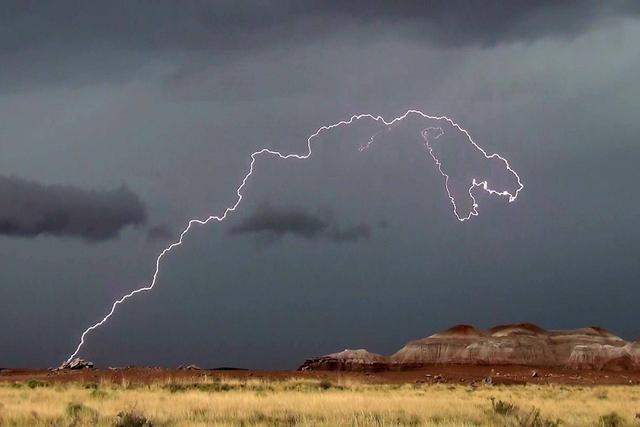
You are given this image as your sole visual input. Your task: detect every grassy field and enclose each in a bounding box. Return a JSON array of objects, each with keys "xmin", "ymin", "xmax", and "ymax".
[{"xmin": 0, "ymin": 376, "xmax": 639, "ymax": 426}]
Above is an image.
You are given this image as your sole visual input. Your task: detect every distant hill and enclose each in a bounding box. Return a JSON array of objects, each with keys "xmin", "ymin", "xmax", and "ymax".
[{"xmin": 299, "ymin": 323, "xmax": 640, "ymax": 371}]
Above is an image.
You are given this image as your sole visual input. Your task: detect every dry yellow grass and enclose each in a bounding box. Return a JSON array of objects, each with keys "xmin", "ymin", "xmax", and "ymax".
[{"xmin": 0, "ymin": 377, "xmax": 639, "ymax": 426}]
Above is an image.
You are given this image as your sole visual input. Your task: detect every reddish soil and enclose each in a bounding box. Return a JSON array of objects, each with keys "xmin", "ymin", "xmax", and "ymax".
[{"xmin": 2, "ymin": 366, "xmax": 640, "ymax": 386}]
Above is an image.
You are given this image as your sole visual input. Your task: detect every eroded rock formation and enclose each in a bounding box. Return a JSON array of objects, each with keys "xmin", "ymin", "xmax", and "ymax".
[
  {"xmin": 300, "ymin": 324, "xmax": 640, "ymax": 371},
  {"xmin": 299, "ymin": 349, "xmax": 389, "ymax": 371},
  {"xmin": 57, "ymin": 358, "xmax": 94, "ymax": 370}
]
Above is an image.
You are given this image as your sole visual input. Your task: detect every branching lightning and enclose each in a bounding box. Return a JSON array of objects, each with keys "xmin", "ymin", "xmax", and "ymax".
[{"xmin": 65, "ymin": 109, "xmax": 524, "ymax": 363}]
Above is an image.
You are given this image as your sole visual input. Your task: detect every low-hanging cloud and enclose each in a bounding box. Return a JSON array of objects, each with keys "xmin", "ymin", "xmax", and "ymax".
[
  {"xmin": 147, "ymin": 225, "xmax": 173, "ymax": 242},
  {"xmin": 228, "ymin": 205, "xmax": 373, "ymax": 243},
  {"xmin": 1, "ymin": 1, "xmax": 638, "ymax": 93},
  {"xmin": 1, "ymin": 1, "xmax": 637, "ymax": 54},
  {"xmin": 0, "ymin": 175, "xmax": 147, "ymax": 241},
  {"xmin": 326, "ymin": 224, "xmax": 371, "ymax": 242}
]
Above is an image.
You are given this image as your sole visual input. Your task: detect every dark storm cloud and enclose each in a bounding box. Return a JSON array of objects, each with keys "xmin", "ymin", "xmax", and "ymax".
[
  {"xmin": 229, "ymin": 205, "xmax": 371, "ymax": 243},
  {"xmin": 326, "ymin": 224, "xmax": 372, "ymax": 243},
  {"xmin": 0, "ymin": 175, "xmax": 146, "ymax": 241},
  {"xmin": 229, "ymin": 206, "xmax": 328, "ymax": 240},
  {"xmin": 2, "ymin": 1, "xmax": 637, "ymax": 93},
  {"xmin": 147, "ymin": 225, "xmax": 173, "ymax": 242},
  {"xmin": 1, "ymin": 1, "xmax": 637, "ymax": 55}
]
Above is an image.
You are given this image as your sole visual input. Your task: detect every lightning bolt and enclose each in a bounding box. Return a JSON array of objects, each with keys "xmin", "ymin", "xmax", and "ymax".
[{"xmin": 65, "ymin": 109, "xmax": 523, "ymax": 364}]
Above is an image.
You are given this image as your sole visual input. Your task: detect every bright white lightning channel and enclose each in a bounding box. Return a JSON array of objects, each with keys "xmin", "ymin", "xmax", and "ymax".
[{"xmin": 65, "ymin": 109, "xmax": 524, "ymax": 363}]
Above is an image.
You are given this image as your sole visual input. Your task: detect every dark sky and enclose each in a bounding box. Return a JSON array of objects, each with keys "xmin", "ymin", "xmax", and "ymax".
[{"xmin": 1, "ymin": 1, "xmax": 639, "ymax": 368}]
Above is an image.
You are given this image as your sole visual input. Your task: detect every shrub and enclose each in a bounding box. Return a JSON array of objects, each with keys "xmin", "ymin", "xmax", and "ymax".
[
  {"xmin": 490, "ymin": 397, "xmax": 517, "ymax": 416},
  {"xmin": 517, "ymin": 407, "xmax": 562, "ymax": 427},
  {"xmin": 65, "ymin": 402, "xmax": 84, "ymax": 418},
  {"xmin": 163, "ymin": 381, "xmax": 237, "ymax": 393},
  {"xmin": 319, "ymin": 380, "xmax": 333, "ymax": 390},
  {"xmin": 395, "ymin": 413, "xmax": 421, "ymax": 426},
  {"xmin": 26, "ymin": 380, "xmax": 50, "ymax": 389},
  {"xmin": 597, "ymin": 412, "xmax": 625, "ymax": 427},
  {"xmin": 66, "ymin": 402, "xmax": 99, "ymax": 426},
  {"xmin": 165, "ymin": 383, "xmax": 187, "ymax": 393},
  {"xmin": 90, "ymin": 388, "xmax": 109, "ymax": 399},
  {"xmin": 188, "ymin": 407, "xmax": 208, "ymax": 422},
  {"xmin": 317, "ymin": 380, "xmax": 344, "ymax": 391},
  {"xmin": 246, "ymin": 411, "xmax": 299, "ymax": 426},
  {"xmin": 113, "ymin": 409, "xmax": 152, "ymax": 427}
]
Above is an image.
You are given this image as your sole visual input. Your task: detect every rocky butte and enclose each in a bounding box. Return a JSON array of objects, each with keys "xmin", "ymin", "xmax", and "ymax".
[{"xmin": 299, "ymin": 324, "xmax": 640, "ymax": 371}]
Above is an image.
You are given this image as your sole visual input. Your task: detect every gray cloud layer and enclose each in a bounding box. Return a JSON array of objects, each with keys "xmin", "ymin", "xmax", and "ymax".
[
  {"xmin": 2, "ymin": 1, "xmax": 637, "ymax": 94},
  {"xmin": 0, "ymin": 175, "xmax": 146, "ymax": 241},
  {"xmin": 1, "ymin": 1, "xmax": 637, "ymax": 54},
  {"xmin": 147, "ymin": 225, "xmax": 173, "ymax": 242},
  {"xmin": 229, "ymin": 205, "xmax": 371, "ymax": 243},
  {"xmin": 326, "ymin": 224, "xmax": 372, "ymax": 243}
]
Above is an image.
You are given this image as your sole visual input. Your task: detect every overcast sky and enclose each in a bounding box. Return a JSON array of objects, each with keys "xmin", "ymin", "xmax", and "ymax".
[{"xmin": 1, "ymin": 1, "xmax": 639, "ymax": 368}]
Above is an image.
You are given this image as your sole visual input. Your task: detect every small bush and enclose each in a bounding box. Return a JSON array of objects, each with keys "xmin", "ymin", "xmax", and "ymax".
[
  {"xmin": 595, "ymin": 390, "xmax": 609, "ymax": 400},
  {"xmin": 113, "ymin": 409, "xmax": 152, "ymax": 427},
  {"xmin": 395, "ymin": 413, "xmax": 421, "ymax": 426},
  {"xmin": 429, "ymin": 415, "xmax": 445, "ymax": 425},
  {"xmin": 90, "ymin": 388, "xmax": 109, "ymax": 399},
  {"xmin": 319, "ymin": 380, "xmax": 333, "ymax": 390},
  {"xmin": 65, "ymin": 402, "xmax": 84, "ymax": 418},
  {"xmin": 26, "ymin": 379, "xmax": 50, "ymax": 389},
  {"xmin": 490, "ymin": 397, "xmax": 517, "ymax": 416},
  {"xmin": 517, "ymin": 407, "xmax": 562, "ymax": 427},
  {"xmin": 187, "ymin": 407, "xmax": 208, "ymax": 422},
  {"xmin": 246, "ymin": 411, "xmax": 299, "ymax": 426},
  {"xmin": 597, "ymin": 412, "xmax": 625, "ymax": 427},
  {"xmin": 66, "ymin": 402, "xmax": 99, "ymax": 426},
  {"xmin": 163, "ymin": 382, "xmax": 235, "ymax": 393},
  {"xmin": 317, "ymin": 380, "xmax": 345, "ymax": 390}
]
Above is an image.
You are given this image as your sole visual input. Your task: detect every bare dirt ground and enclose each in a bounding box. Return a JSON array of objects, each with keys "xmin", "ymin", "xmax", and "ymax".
[{"xmin": 2, "ymin": 365, "xmax": 640, "ymax": 386}]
